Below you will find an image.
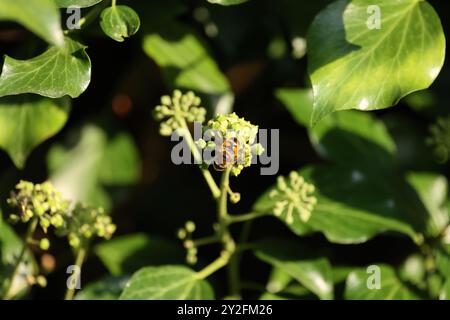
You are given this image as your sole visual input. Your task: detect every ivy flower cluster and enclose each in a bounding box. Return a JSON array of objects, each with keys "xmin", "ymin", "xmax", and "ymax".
[
  {"xmin": 197, "ymin": 113, "xmax": 265, "ymax": 176},
  {"xmin": 7, "ymin": 181, "xmax": 116, "ymax": 250},
  {"xmin": 269, "ymin": 172, "xmax": 317, "ymax": 224},
  {"xmin": 153, "ymin": 90, "xmax": 207, "ymax": 136},
  {"xmin": 7, "ymin": 181, "xmax": 69, "ymax": 232},
  {"xmin": 57, "ymin": 204, "xmax": 116, "ymax": 249}
]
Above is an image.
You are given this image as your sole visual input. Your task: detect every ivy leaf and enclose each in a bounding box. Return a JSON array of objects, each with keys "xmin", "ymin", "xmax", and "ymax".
[
  {"xmin": 142, "ymin": 24, "xmax": 230, "ymax": 95},
  {"xmin": 441, "ymin": 279, "xmax": 450, "ymax": 300},
  {"xmin": 56, "ymin": 0, "xmax": 103, "ymax": 8},
  {"xmin": 254, "ymin": 165, "xmax": 420, "ymax": 244},
  {"xmin": 0, "ymin": 220, "xmax": 37, "ymax": 299},
  {"xmin": 76, "ymin": 275, "xmax": 129, "ymax": 300},
  {"xmin": 120, "ymin": 266, "xmax": 214, "ymax": 300},
  {"xmin": 254, "ymin": 239, "xmax": 334, "ymax": 300},
  {"xmin": 207, "ymin": 0, "xmax": 249, "ymax": 5},
  {"xmin": 307, "ymin": 0, "xmax": 446, "ymax": 124},
  {"xmin": 0, "ymin": 0, "xmax": 64, "ymax": 46},
  {"xmin": 100, "ymin": 5, "xmax": 141, "ymax": 42},
  {"xmin": 276, "ymin": 88, "xmax": 397, "ymax": 171},
  {"xmin": 95, "ymin": 234, "xmax": 184, "ymax": 276},
  {"xmin": 345, "ymin": 264, "xmax": 420, "ymax": 299},
  {"xmin": 437, "ymin": 244, "xmax": 450, "ymax": 279},
  {"xmin": 47, "ymin": 122, "xmax": 140, "ymax": 211},
  {"xmin": 0, "ymin": 38, "xmax": 91, "ymax": 99},
  {"xmin": 0, "ymin": 95, "xmax": 70, "ymax": 169},
  {"xmin": 406, "ymin": 173, "xmax": 449, "ymax": 237}
]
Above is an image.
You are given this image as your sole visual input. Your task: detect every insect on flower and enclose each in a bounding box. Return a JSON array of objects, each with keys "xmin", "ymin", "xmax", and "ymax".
[{"xmin": 213, "ymin": 137, "xmax": 243, "ymax": 172}]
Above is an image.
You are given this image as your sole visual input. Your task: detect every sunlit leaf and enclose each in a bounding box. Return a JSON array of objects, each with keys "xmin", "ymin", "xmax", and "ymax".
[
  {"xmin": 0, "ymin": 38, "xmax": 91, "ymax": 99},
  {"xmin": 254, "ymin": 239, "xmax": 334, "ymax": 300},
  {"xmin": 307, "ymin": 0, "xmax": 446, "ymax": 124},
  {"xmin": 100, "ymin": 5, "xmax": 140, "ymax": 42},
  {"xmin": 345, "ymin": 264, "xmax": 420, "ymax": 299},
  {"xmin": 120, "ymin": 266, "xmax": 214, "ymax": 300},
  {"xmin": 0, "ymin": 95, "xmax": 70, "ymax": 168},
  {"xmin": 0, "ymin": 0, "xmax": 64, "ymax": 46}
]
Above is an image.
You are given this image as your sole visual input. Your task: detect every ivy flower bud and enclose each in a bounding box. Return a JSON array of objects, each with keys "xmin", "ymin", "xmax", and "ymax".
[
  {"xmin": 36, "ymin": 276, "xmax": 47, "ymax": 288},
  {"xmin": 185, "ymin": 221, "xmax": 196, "ymax": 233},
  {"xmin": 153, "ymin": 90, "xmax": 207, "ymax": 136},
  {"xmin": 269, "ymin": 172, "xmax": 317, "ymax": 224},
  {"xmin": 230, "ymin": 192, "xmax": 241, "ymax": 204},
  {"xmin": 177, "ymin": 228, "xmax": 187, "ymax": 240},
  {"xmin": 39, "ymin": 238, "xmax": 50, "ymax": 251}
]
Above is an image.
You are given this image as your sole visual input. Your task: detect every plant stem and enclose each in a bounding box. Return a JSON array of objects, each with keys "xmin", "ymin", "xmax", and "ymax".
[
  {"xmin": 226, "ymin": 212, "xmax": 269, "ymax": 225},
  {"xmin": 179, "ymin": 119, "xmax": 221, "ymax": 199},
  {"xmin": 64, "ymin": 246, "xmax": 87, "ymax": 300},
  {"xmin": 193, "ymin": 236, "xmax": 219, "ymax": 247},
  {"xmin": 4, "ymin": 218, "xmax": 38, "ymax": 300},
  {"xmin": 196, "ymin": 251, "xmax": 231, "ymax": 280}
]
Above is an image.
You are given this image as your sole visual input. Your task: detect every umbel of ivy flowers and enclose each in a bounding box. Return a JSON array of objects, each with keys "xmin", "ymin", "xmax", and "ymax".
[
  {"xmin": 269, "ymin": 172, "xmax": 317, "ymax": 224},
  {"xmin": 7, "ymin": 181, "xmax": 69, "ymax": 232},
  {"xmin": 197, "ymin": 113, "xmax": 265, "ymax": 176},
  {"xmin": 57, "ymin": 203, "xmax": 116, "ymax": 249},
  {"xmin": 153, "ymin": 90, "xmax": 207, "ymax": 136},
  {"xmin": 7, "ymin": 181, "xmax": 116, "ymax": 249}
]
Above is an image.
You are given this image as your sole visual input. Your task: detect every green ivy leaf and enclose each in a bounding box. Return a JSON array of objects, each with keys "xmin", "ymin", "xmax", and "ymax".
[
  {"xmin": 406, "ymin": 173, "xmax": 449, "ymax": 237},
  {"xmin": 276, "ymin": 88, "xmax": 397, "ymax": 171},
  {"xmin": 207, "ymin": 0, "xmax": 249, "ymax": 5},
  {"xmin": 142, "ymin": 24, "xmax": 230, "ymax": 95},
  {"xmin": 100, "ymin": 5, "xmax": 141, "ymax": 42},
  {"xmin": 95, "ymin": 234, "xmax": 184, "ymax": 276},
  {"xmin": 0, "ymin": 0, "xmax": 64, "ymax": 46},
  {"xmin": 0, "ymin": 95, "xmax": 70, "ymax": 169},
  {"xmin": 437, "ymin": 244, "xmax": 450, "ymax": 279},
  {"xmin": 76, "ymin": 275, "xmax": 129, "ymax": 300},
  {"xmin": 0, "ymin": 38, "xmax": 91, "ymax": 99},
  {"xmin": 254, "ymin": 239, "xmax": 334, "ymax": 300},
  {"xmin": 345, "ymin": 264, "xmax": 420, "ymax": 299},
  {"xmin": 120, "ymin": 266, "xmax": 214, "ymax": 300},
  {"xmin": 440, "ymin": 279, "xmax": 450, "ymax": 300},
  {"xmin": 0, "ymin": 220, "xmax": 37, "ymax": 299},
  {"xmin": 307, "ymin": 0, "xmax": 446, "ymax": 124},
  {"xmin": 47, "ymin": 122, "xmax": 140, "ymax": 210},
  {"xmin": 56, "ymin": 0, "xmax": 103, "ymax": 8}
]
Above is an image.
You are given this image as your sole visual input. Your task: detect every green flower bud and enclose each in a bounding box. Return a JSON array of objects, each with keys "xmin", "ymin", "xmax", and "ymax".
[
  {"xmin": 230, "ymin": 192, "xmax": 241, "ymax": 204},
  {"xmin": 36, "ymin": 275, "xmax": 47, "ymax": 288},
  {"xmin": 39, "ymin": 238, "xmax": 50, "ymax": 251},
  {"xmin": 185, "ymin": 221, "xmax": 196, "ymax": 233},
  {"xmin": 177, "ymin": 228, "xmax": 187, "ymax": 240}
]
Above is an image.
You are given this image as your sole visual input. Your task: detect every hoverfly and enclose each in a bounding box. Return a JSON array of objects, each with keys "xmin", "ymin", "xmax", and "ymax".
[{"xmin": 213, "ymin": 137, "xmax": 242, "ymax": 171}]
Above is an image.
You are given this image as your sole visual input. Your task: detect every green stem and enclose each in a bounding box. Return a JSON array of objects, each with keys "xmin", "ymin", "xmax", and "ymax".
[
  {"xmin": 196, "ymin": 251, "xmax": 231, "ymax": 280},
  {"xmin": 179, "ymin": 119, "xmax": 221, "ymax": 199},
  {"xmin": 64, "ymin": 0, "xmax": 109, "ymax": 33},
  {"xmin": 64, "ymin": 246, "xmax": 87, "ymax": 300},
  {"xmin": 226, "ymin": 212, "xmax": 269, "ymax": 225},
  {"xmin": 193, "ymin": 236, "xmax": 219, "ymax": 247},
  {"xmin": 112, "ymin": 0, "xmax": 117, "ymax": 7},
  {"xmin": 4, "ymin": 218, "xmax": 38, "ymax": 300}
]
